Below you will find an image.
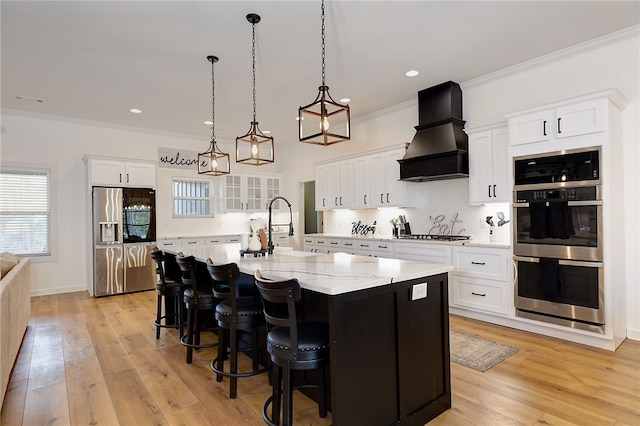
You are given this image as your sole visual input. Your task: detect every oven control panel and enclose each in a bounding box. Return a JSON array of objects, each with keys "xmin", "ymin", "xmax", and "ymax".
[{"xmin": 515, "ymin": 186, "xmax": 599, "ymax": 203}]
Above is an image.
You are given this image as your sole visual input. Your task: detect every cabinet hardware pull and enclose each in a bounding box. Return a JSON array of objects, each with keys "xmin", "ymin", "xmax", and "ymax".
[
  {"xmin": 323, "ymin": 198, "xmax": 326, "ymax": 207},
  {"xmin": 119, "ymin": 173, "xmax": 122, "ymax": 183},
  {"xmin": 187, "ymin": 241, "xmax": 197, "ymax": 245},
  {"xmin": 364, "ymin": 194, "xmax": 367, "ymax": 204},
  {"xmin": 543, "ymin": 120, "xmax": 547, "ymax": 136},
  {"xmin": 557, "ymin": 117, "xmax": 562, "ymax": 134},
  {"xmin": 386, "ymin": 193, "xmax": 390, "ymax": 203},
  {"xmin": 471, "ymin": 292, "xmax": 486, "ymax": 297},
  {"xmin": 378, "ymin": 245, "xmax": 388, "ymax": 249},
  {"xmin": 330, "ymin": 242, "xmax": 338, "ymax": 245},
  {"xmin": 493, "ymin": 184, "xmax": 497, "ymax": 198},
  {"xmin": 471, "ymin": 261, "xmax": 486, "ymax": 265},
  {"xmin": 335, "ymin": 197, "xmax": 338, "ymax": 206},
  {"xmin": 126, "ymin": 173, "xmax": 130, "ymax": 183},
  {"xmin": 380, "ymin": 194, "xmax": 384, "ymax": 203},
  {"xmin": 340, "ymin": 196, "xmax": 343, "ymax": 206},
  {"xmin": 488, "ymin": 185, "xmax": 491, "ymax": 197}
]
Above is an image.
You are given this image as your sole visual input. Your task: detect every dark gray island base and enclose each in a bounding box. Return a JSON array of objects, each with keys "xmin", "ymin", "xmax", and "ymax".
[
  {"xmin": 163, "ymin": 246, "xmax": 451, "ymax": 425},
  {"xmin": 302, "ymin": 272, "xmax": 451, "ymax": 426}
]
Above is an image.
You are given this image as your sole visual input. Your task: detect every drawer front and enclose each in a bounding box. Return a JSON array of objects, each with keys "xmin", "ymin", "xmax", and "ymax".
[
  {"xmin": 157, "ymin": 238, "xmax": 182, "ymax": 249},
  {"xmin": 182, "ymin": 238, "xmax": 203, "ymax": 247},
  {"xmin": 226, "ymin": 235, "xmax": 241, "ymax": 244},
  {"xmin": 373, "ymin": 242, "xmax": 393, "ymax": 256},
  {"xmin": 452, "ymin": 276, "xmax": 508, "ymax": 315},
  {"xmin": 205, "ymin": 236, "xmax": 228, "ymax": 244},
  {"xmin": 453, "ymin": 248, "xmax": 507, "ymax": 280},
  {"xmin": 394, "ymin": 242, "xmax": 451, "ymax": 262},
  {"xmin": 326, "ymin": 239, "xmax": 342, "ymax": 253},
  {"xmin": 341, "ymin": 239, "xmax": 358, "ymax": 250}
]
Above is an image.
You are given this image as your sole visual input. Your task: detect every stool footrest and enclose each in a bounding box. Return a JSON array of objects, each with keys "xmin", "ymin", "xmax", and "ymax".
[{"xmin": 210, "ymin": 357, "xmax": 271, "ymax": 378}]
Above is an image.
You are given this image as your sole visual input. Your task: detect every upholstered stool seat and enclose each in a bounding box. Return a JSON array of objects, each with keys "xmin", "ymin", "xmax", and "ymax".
[
  {"xmin": 207, "ymin": 261, "xmax": 270, "ymax": 399},
  {"xmin": 254, "ymin": 269, "xmax": 329, "ymax": 426},
  {"xmin": 150, "ymin": 248, "xmax": 184, "ymax": 340}
]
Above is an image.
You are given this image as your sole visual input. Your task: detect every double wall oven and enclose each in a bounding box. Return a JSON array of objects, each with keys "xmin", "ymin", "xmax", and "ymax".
[{"xmin": 513, "ymin": 147, "xmax": 605, "ymax": 333}]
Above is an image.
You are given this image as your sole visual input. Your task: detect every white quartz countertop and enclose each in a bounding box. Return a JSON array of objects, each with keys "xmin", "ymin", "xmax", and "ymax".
[{"xmin": 167, "ymin": 243, "xmax": 453, "ymax": 296}]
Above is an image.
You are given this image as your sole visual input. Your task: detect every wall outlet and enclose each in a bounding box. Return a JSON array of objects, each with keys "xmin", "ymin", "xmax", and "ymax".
[{"xmin": 411, "ymin": 283, "xmax": 428, "ymax": 301}]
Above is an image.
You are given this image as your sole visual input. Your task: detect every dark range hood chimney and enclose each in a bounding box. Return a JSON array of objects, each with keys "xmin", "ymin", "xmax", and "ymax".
[{"xmin": 398, "ymin": 81, "xmax": 469, "ymax": 182}]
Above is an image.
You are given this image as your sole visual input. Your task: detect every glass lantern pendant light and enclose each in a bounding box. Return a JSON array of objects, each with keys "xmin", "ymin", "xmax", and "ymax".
[
  {"xmin": 198, "ymin": 55, "xmax": 231, "ymax": 176},
  {"xmin": 298, "ymin": 0, "xmax": 350, "ymax": 145},
  {"xmin": 236, "ymin": 13, "xmax": 274, "ymax": 165}
]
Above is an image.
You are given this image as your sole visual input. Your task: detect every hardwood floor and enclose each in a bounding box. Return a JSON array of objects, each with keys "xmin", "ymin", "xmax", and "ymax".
[{"xmin": 1, "ymin": 290, "xmax": 639, "ymax": 426}]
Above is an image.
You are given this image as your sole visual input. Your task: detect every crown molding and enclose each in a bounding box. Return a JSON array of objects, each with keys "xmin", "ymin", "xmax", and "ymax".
[{"xmin": 462, "ymin": 24, "xmax": 640, "ymax": 89}]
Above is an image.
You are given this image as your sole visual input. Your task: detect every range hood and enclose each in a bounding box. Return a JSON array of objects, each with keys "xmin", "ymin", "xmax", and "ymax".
[{"xmin": 398, "ymin": 81, "xmax": 469, "ymax": 182}]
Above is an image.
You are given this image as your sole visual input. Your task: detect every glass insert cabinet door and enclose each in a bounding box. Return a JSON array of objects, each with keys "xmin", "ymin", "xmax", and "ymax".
[
  {"xmin": 224, "ymin": 175, "xmax": 265, "ymax": 212},
  {"xmin": 265, "ymin": 177, "xmax": 281, "ymax": 210}
]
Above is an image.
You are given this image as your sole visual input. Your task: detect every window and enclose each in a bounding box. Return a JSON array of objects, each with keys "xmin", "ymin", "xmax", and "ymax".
[
  {"xmin": 172, "ymin": 178, "xmax": 213, "ymax": 217},
  {"xmin": 0, "ymin": 165, "xmax": 52, "ymax": 256}
]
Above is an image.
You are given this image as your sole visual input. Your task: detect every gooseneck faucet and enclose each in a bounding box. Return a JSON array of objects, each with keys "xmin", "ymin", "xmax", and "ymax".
[{"xmin": 267, "ymin": 196, "xmax": 294, "ymax": 254}]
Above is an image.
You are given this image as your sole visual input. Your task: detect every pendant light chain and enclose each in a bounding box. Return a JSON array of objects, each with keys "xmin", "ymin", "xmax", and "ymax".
[
  {"xmin": 321, "ymin": 0, "xmax": 326, "ymax": 86},
  {"xmin": 252, "ymin": 19, "xmax": 257, "ymax": 122},
  {"xmin": 210, "ymin": 57, "xmax": 216, "ymax": 142}
]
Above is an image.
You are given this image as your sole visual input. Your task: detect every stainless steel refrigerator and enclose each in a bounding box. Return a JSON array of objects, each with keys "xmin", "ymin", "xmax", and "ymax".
[{"xmin": 92, "ymin": 186, "xmax": 157, "ymax": 297}]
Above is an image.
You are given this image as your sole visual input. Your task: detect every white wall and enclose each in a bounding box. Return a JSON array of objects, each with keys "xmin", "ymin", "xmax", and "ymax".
[{"xmin": 1, "ymin": 27, "xmax": 637, "ymax": 338}]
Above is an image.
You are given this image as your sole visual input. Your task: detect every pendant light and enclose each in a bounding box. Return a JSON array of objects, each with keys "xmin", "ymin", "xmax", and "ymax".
[
  {"xmin": 198, "ymin": 55, "xmax": 230, "ymax": 176},
  {"xmin": 298, "ymin": 0, "xmax": 350, "ymax": 145},
  {"xmin": 236, "ymin": 13, "xmax": 274, "ymax": 165}
]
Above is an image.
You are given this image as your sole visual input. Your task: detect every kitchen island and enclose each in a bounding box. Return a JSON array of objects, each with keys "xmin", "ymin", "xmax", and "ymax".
[{"xmin": 165, "ymin": 243, "xmax": 453, "ymax": 426}]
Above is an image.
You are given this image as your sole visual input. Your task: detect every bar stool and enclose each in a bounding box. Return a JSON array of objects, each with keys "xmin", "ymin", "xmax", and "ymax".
[
  {"xmin": 207, "ymin": 260, "xmax": 270, "ymax": 399},
  {"xmin": 150, "ymin": 248, "xmax": 184, "ymax": 339},
  {"xmin": 175, "ymin": 252, "xmax": 218, "ymax": 364},
  {"xmin": 254, "ymin": 269, "xmax": 330, "ymax": 426}
]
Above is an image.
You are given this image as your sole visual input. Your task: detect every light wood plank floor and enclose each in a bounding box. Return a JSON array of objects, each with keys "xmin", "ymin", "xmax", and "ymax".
[{"xmin": 1, "ymin": 290, "xmax": 639, "ymax": 425}]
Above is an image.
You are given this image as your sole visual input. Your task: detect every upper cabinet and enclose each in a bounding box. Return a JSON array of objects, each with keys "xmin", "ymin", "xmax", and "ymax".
[
  {"xmin": 467, "ymin": 125, "xmax": 509, "ymax": 203},
  {"xmin": 326, "ymin": 160, "xmax": 353, "ymax": 209},
  {"xmin": 314, "ymin": 146, "xmax": 407, "ymax": 211},
  {"xmin": 369, "ymin": 148, "xmax": 406, "ymax": 208},
  {"xmin": 507, "ymin": 91, "xmax": 623, "ymax": 147},
  {"xmin": 315, "ymin": 164, "xmax": 329, "ymax": 211},
  {"xmin": 87, "ymin": 157, "xmax": 156, "ymax": 188},
  {"xmin": 223, "ymin": 173, "xmax": 283, "ymax": 213}
]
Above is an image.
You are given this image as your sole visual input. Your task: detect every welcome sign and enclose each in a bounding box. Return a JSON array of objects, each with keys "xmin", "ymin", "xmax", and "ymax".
[{"xmin": 158, "ymin": 148, "xmax": 208, "ymax": 171}]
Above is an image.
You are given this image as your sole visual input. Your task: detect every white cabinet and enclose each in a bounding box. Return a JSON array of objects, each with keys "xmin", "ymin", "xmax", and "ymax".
[
  {"xmin": 369, "ymin": 148, "xmax": 406, "ymax": 207},
  {"xmin": 157, "ymin": 238, "xmax": 182, "ymax": 250},
  {"xmin": 372, "ymin": 241, "xmax": 393, "ymax": 258},
  {"xmin": 393, "ymin": 242, "xmax": 452, "ymax": 263},
  {"xmin": 88, "ymin": 158, "xmax": 156, "ymax": 188},
  {"xmin": 315, "ymin": 164, "xmax": 329, "ymax": 211},
  {"xmin": 508, "ymin": 97, "xmax": 605, "ymax": 146},
  {"xmin": 303, "ymin": 236, "xmax": 316, "ymax": 252},
  {"xmin": 326, "ymin": 160, "xmax": 353, "ymax": 209},
  {"xmin": 352, "ymin": 156, "xmax": 370, "ymax": 209},
  {"xmin": 468, "ymin": 125, "xmax": 509, "ymax": 203},
  {"xmin": 451, "ymin": 246, "xmax": 510, "ymax": 315},
  {"xmin": 314, "ymin": 145, "xmax": 407, "ymax": 211},
  {"xmin": 223, "ymin": 174, "xmax": 281, "ymax": 213}
]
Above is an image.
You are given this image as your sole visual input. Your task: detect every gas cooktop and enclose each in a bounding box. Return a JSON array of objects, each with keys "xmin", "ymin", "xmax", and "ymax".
[{"xmin": 396, "ymin": 234, "xmax": 470, "ymax": 241}]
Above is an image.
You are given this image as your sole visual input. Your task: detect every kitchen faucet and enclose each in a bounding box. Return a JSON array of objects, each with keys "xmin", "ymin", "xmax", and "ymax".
[{"xmin": 267, "ymin": 196, "xmax": 294, "ymax": 254}]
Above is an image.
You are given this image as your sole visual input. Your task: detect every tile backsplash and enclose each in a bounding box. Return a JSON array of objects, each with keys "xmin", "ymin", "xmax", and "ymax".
[{"xmin": 324, "ymin": 178, "xmax": 511, "ymax": 242}]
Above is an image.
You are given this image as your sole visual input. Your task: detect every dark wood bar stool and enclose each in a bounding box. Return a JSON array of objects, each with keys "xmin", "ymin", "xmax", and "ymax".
[
  {"xmin": 206, "ymin": 260, "xmax": 270, "ymax": 399},
  {"xmin": 150, "ymin": 247, "xmax": 184, "ymax": 339},
  {"xmin": 175, "ymin": 252, "xmax": 218, "ymax": 364},
  {"xmin": 254, "ymin": 269, "xmax": 329, "ymax": 426}
]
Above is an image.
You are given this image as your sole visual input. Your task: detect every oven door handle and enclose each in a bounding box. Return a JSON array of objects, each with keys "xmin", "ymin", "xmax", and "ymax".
[
  {"xmin": 513, "ymin": 256, "xmax": 603, "ymax": 268},
  {"xmin": 513, "ymin": 200, "xmax": 602, "ymax": 207}
]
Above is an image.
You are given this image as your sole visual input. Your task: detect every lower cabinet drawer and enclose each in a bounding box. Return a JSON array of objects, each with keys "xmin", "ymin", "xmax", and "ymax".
[{"xmin": 452, "ymin": 275, "xmax": 508, "ymax": 315}]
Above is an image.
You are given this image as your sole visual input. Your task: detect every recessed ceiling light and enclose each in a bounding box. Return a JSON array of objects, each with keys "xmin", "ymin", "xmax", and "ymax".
[
  {"xmin": 263, "ymin": 130, "xmax": 271, "ymax": 134},
  {"xmin": 340, "ymin": 98, "xmax": 351, "ymax": 103},
  {"xmin": 204, "ymin": 120, "xmax": 213, "ymax": 125},
  {"xmin": 129, "ymin": 108, "xmax": 142, "ymax": 114},
  {"xmin": 405, "ymin": 70, "xmax": 419, "ymax": 77},
  {"xmin": 295, "ymin": 116, "xmax": 304, "ymax": 121}
]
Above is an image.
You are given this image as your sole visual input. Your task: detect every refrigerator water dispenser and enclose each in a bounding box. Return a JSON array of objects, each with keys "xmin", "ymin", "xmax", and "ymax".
[{"xmin": 99, "ymin": 222, "xmax": 118, "ymax": 243}]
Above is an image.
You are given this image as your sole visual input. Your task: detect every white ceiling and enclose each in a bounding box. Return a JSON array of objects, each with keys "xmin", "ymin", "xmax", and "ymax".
[{"xmin": 2, "ymin": 1, "xmax": 639, "ymax": 145}]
